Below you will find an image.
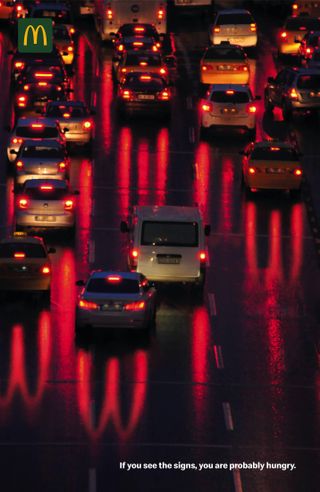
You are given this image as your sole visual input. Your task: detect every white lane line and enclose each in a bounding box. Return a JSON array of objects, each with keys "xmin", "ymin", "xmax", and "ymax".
[
  {"xmin": 188, "ymin": 126, "xmax": 195, "ymax": 144},
  {"xmin": 88, "ymin": 240, "xmax": 95, "ymax": 263},
  {"xmin": 222, "ymin": 402, "xmax": 234, "ymax": 431},
  {"xmin": 89, "ymin": 468, "xmax": 96, "ymax": 492},
  {"xmin": 213, "ymin": 345, "xmax": 224, "ymax": 369},
  {"xmin": 208, "ymin": 293, "xmax": 217, "ymax": 317},
  {"xmin": 232, "ymin": 469, "xmax": 243, "ymax": 492},
  {"xmin": 186, "ymin": 96, "xmax": 193, "ymax": 110}
]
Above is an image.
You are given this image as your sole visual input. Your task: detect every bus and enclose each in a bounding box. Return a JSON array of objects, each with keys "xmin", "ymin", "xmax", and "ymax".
[{"xmin": 94, "ymin": 0, "xmax": 167, "ymax": 41}]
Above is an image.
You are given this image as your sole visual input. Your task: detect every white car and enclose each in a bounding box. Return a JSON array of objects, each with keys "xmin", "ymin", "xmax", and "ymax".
[
  {"xmin": 200, "ymin": 84, "xmax": 260, "ymax": 138},
  {"xmin": 210, "ymin": 9, "xmax": 258, "ymax": 48},
  {"xmin": 6, "ymin": 117, "xmax": 66, "ymax": 163}
]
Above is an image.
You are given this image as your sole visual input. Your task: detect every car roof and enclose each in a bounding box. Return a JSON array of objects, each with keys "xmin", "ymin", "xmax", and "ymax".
[
  {"xmin": 89, "ymin": 271, "xmax": 142, "ymax": 281},
  {"xmin": 24, "ymin": 179, "xmax": 68, "ymax": 189},
  {"xmin": 21, "ymin": 138, "xmax": 63, "ymax": 147},
  {"xmin": 210, "ymin": 84, "xmax": 251, "ymax": 92},
  {"xmin": 0, "ymin": 234, "xmax": 44, "ymax": 245},
  {"xmin": 134, "ymin": 205, "xmax": 202, "ymax": 221},
  {"xmin": 16, "ymin": 117, "xmax": 58, "ymax": 127},
  {"xmin": 252, "ymin": 141, "xmax": 294, "ymax": 149}
]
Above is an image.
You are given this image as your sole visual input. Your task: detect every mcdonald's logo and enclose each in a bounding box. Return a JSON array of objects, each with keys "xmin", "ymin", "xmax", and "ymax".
[{"xmin": 18, "ymin": 19, "xmax": 53, "ymax": 53}]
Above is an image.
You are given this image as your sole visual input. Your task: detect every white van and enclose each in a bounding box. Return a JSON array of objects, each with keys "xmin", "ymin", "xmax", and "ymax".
[
  {"xmin": 94, "ymin": 0, "xmax": 167, "ymax": 41},
  {"xmin": 173, "ymin": 0, "xmax": 212, "ymax": 9},
  {"xmin": 120, "ymin": 206, "xmax": 211, "ymax": 291}
]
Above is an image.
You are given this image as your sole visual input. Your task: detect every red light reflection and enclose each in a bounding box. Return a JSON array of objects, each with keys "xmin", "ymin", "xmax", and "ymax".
[
  {"xmin": 218, "ymin": 158, "xmax": 234, "ymax": 233},
  {"xmin": 194, "ymin": 142, "xmax": 211, "ymax": 223},
  {"xmin": 137, "ymin": 140, "xmax": 149, "ymax": 205},
  {"xmin": 77, "ymin": 159, "xmax": 92, "ymax": 276},
  {"xmin": 117, "ymin": 127, "xmax": 132, "ymax": 217},
  {"xmin": 156, "ymin": 128, "xmax": 169, "ymax": 205}
]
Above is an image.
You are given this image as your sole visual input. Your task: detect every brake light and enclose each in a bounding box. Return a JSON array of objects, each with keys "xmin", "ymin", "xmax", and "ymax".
[
  {"xmin": 11, "ymin": 137, "xmax": 23, "ymax": 144},
  {"xmin": 121, "ymin": 68, "xmax": 127, "ymax": 73},
  {"xmin": 124, "ymin": 301, "xmax": 145, "ymax": 311},
  {"xmin": 226, "ymin": 90, "xmax": 234, "ymax": 95},
  {"xmin": 14, "ymin": 62, "xmax": 24, "ymax": 69},
  {"xmin": 270, "ymin": 147, "xmax": 280, "ymax": 151},
  {"xmin": 35, "ymin": 73, "xmax": 53, "ymax": 78},
  {"xmin": 139, "ymin": 61, "xmax": 148, "ymax": 66},
  {"xmin": 140, "ymin": 75, "xmax": 151, "ymax": 81},
  {"xmin": 280, "ymin": 31, "xmax": 287, "ymax": 39},
  {"xmin": 289, "ymin": 88, "xmax": 298, "ymax": 99},
  {"xmin": 64, "ymin": 199, "xmax": 74, "ymax": 210},
  {"xmin": 152, "ymin": 45, "xmax": 158, "ymax": 52},
  {"xmin": 292, "ymin": 3, "xmax": 298, "ymax": 9},
  {"xmin": 40, "ymin": 185, "xmax": 53, "ymax": 190},
  {"xmin": 107, "ymin": 275, "xmax": 121, "ymax": 282},
  {"xmin": 78, "ymin": 299, "xmax": 99, "ymax": 310},
  {"xmin": 14, "ymin": 252, "xmax": 26, "ymax": 259},
  {"xmin": 134, "ymin": 27, "xmax": 145, "ymax": 33},
  {"xmin": 38, "ymin": 81, "xmax": 48, "ymax": 87},
  {"xmin": 248, "ymin": 167, "xmax": 256, "ymax": 174},
  {"xmin": 299, "ymin": 26, "xmax": 307, "ymax": 31},
  {"xmin": 83, "ymin": 121, "xmax": 92, "ymax": 130},
  {"xmin": 202, "ymin": 64, "xmax": 213, "ymax": 71},
  {"xmin": 24, "ymin": 84, "xmax": 29, "ymax": 91},
  {"xmin": 238, "ymin": 65, "xmax": 248, "ymax": 71},
  {"xmin": 133, "ymin": 41, "xmax": 143, "ymax": 47},
  {"xmin": 106, "ymin": 6, "xmax": 113, "ymax": 19},
  {"xmin": 67, "ymin": 46, "xmax": 73, "ymax": 52},
  {"xmin": 16, "ymin": 4, "xmax": 23, "ymax": 12},
  {"xmin": 70, "ymin": 28, "xmax": 75, "ymax": 35},
  {"xmin": 121, "ymin": 90, "xmax": 131, "ymax": 99},
  {"xmin": 31, "ymin": 123, "xmax": 44, "ymax": 129},
  {"xmin": 214, "ymin": 26, "xmax": 220, "ymax": 33},
  {"xmin": 17, "ymin": 95, "xmax": 26, "ymax": 102},
  {"xmin": 63, "ymin": 113, "xmax": 71, "ymax": 118},
  {"xmin": 58, "ymin": 162, "xmax": 67, "ymax": 172},
  {"xmin": 159, "ymin": 90, "xmax": 169, "ymax": 100},
  {"xmin": 202, "ymin": 103, "xmax": 212, "ymax": 112},
  {"xmin": 118, "ymin": 44, "xmax": 124, "ymax": 52},
  {"xmin": 306, "ymin": 47, "xmax": 313, "ymax": 55},
  {"xmin": 199, "ymin": 251, "xmax": 206, "ymax": 262},
  {"xmin": 159, "ymin": 67, "xmax": 167, "ymax": 75},
  {"xmin": 131, "ymin": 249, "xmax": 139, "ymax": 258},
  {"xmin": 16, "ymin": 160, "xmax": 24, "ymax": 169},
  {"xmin": 157, "ymin": 8, "xmax": 164, "ymax": 20},
  {"xmin": 247, "ymin": 105, "xmax": 257, "ymax": 113},
  {"xmin": 18, "ymin": 197, "xmax": 28, "ymax": 209},
  {"xmin": 41, "ymin": 266, "xmax": 50, "ymax": 275},
  {"xmin": 250, "ymin": 23, "xmax": 256, "ymax": 32},
  {"xmin": 294, "ymin": 169, "xmax": 302, "ymax": 176}
]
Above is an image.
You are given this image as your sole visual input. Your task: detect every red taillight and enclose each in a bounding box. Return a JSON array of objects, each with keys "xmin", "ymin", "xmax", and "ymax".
[
  {"xmin": 14, "ymin": 61, "xmax": 24, "ymax": 69},
  {"xmin": 41, "ymin": 266, "xmax": 51, "ymax": 275},
  {"xmin": 16, "ymin": 160, "xmax": 24, "ymax": 169},
  {"xmin": 64, "ymin": 199, "xmax": 74, "ymax": 210},
  {"xmin": 11, "ymin": 137, "xmax": 23, "ymax": 144},
  {"xmin": 58, "ymin": 162, "xmax": 67, "ymax": 172},
  {"xmin": 107, "ymin": 275, "xmax": 121, "ymax": 282},
  {"xmin": 202, "ymin": 64, "xmax": 213, "ymax": 71},
  {"xmin": 118, "ymin": 44, "xmax": 124, "ymax": 52},
  {"xmin": 38, "ymin": 81, "xmax": 48, "ymax": 87},
  {"xmin": 199, "ymin": 251, "xmax": 206, "ymax": 262},
  {"xmin": 18, "ymin": 197, "xmax": 28, "ymax": 209},
  {"xmin": 139, "ymin": 61, "xmax": 148, "ymax": 67},
  {"xmin": 157, "ymin": 8, "xmax": 164, "ymax": 20},
  {"xmin": 280, "ymin": 31, "xmax": 287, "ymax": 39},
  {"xmin": 16, "ymin": 4, "xmax": 22, "ymax": 12},
  {"xmin": 67, "ymin": 46, "xmax": 73, "ymax": 52},
  {"xmin": 289, "ymin": 88, "xmax": 298, "ymax": 99},
  {"xmin": 83, "ymin": 120, "xmax": 92, "ymax": 130},
  {"xmin": 159, "ymin": 67, "xmax": 167, "ymax": 75},
  {"xmin": 133, "ymin": 41, "xmax": 143, "ymax": 47},
  {"xmin": 248, "ymin": 167, "xmax": 256, "ymax": 174},
  {"xmin": 134, "ymin": 27, "xmax": 145, "ymax": 33},
  {"xmin": 159, "ymin": 90, "xmax": 169, "ymax": 100},
  {"xmin": 14, "ymin": 252, "xmax": 26, "ymax": 259},
  {"xmin": 40, "ymin": 185, "xmax": 53, "ymax": 190},
  {"xmin": 292, "ymin": 3, "xmax": 298, "ymax": 9},
  {"xmin": 35, "ymin": 73, "xmax": 53, "ymax": 78},
  {"xmin": 140, "ymin": 75, "xmax": 151, "ymax": 81},
  {"xmin": 131, "ymin": 249, "xmax": 139, "ymax": 258},
  {"xmin": 294, "ymin": 169, "xmax": 302, "ymax": 176},
  {"xmin": 121, "ymin": 68, "xmax": 127, "ymax": 73},
  {"xmin": 152, "ymin": 45, "xmax": 158, "ymax": 52},
  {"xmin": 17, "ymin": 95, "xmax": 26, "ymax": 103},
  {"xmin": 78, "ymin": 299, "xmax": 99, "ymax": 310},
  {"xmin": 121, "ymin": 89, "xmax": 131, "ymax": 99},
  {"xmin": 250, "ymin": 23, "xmax": 256, "ymax": 32},
  {"xmin": 106, "ymin": 8, "xmax": 113, "ymax": 19},
  {"xmin": 70, "ymin": 28, "xmax": 75, "ymax": 35},
  {"xmin": 23, "ymin": 84, "xmax": 29, "ymax": 91},
  {"xmin": 31, "ymin": 123, "xmax": 44, "ymax": 129},
  {"xmin": 202, "ymin": 103, "xmax": 212, "ymax": 112},
  {"xmin": 214, "ymin": 26, "xmax": 220, "ymax": 33},
  {"xmin": 124, "ymin": 301, "xmax": 145, "ymax": 311},
  {"xmin": 247, "ymin": 105, "xmax": 257, "ymax": 113},
  {"xmin": 63, "ymin": 113, "xmax": 71, "ymax": 118}
]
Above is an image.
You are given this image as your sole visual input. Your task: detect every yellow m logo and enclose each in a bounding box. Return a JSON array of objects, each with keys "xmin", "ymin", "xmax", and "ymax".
[{"xmin": 23, "ymin": 24, "xmax": 48, "ymax": 46}]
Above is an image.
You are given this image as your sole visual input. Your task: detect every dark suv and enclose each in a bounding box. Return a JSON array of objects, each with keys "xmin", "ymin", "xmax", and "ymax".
[{"xmin": 264, "ymin": 67, "xmax": 320, "ymax": 119}]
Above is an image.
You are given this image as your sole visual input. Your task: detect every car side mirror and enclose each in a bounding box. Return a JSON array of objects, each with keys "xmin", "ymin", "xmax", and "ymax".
[
  {"xmin": 255, "ymin": 95, "xmax": 261, "ymax": 100},
  {"xmin": 76, "ymin": 280, "xmax": 85, "ymax": 286},
  {"xmin": 48, "ymin": 247, "xmax": 56, "ymax": 254},
  {"xmin": 120, "ymin": 220, "xmax": 129, "ymax": 233},
  {"xmin": 204, "ymin": 224, "xmax": 211, "ymax": 236},
  {"xmin": 267, "ymin": 77, "xmax": 275, "ymax": 84},
  {"xmin": 73, "ymin": 190, "xmax": 80, "ymax": 195},
  {"xmin": 10, "ymin": 149, "xmax": 18, "ymax": 155}
]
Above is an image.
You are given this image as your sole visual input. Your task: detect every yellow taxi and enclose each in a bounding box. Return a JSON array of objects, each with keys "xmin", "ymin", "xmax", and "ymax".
[
  {"xmin": 200, "ymin": 42, "xmax": 250, "ymax": 85},
  {"xmin": 241, "ymin": 141, "xmax": 303, "ymax": 194},
  {"xmin": 278, "ymin": 16, "xmax": 320, "ymax": 56},
  {"xmin": 0, "ymin": 232, "xmax": 55, "ymax": 296},
  {"xmin": 0, "ymin": 0, "xmax": 15, "ymax": 19},
  {"xmin": 115, "ymin": 51, "xmax": 168, "ymax": 84}
]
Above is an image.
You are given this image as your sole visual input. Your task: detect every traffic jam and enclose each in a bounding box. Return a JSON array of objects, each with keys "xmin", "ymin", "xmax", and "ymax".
[{"xmin": 0, "ymin": 0, "xmax": 319, "ymax": 491}]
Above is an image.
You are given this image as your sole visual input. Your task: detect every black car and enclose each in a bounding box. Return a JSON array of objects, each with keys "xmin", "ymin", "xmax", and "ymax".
[
  {"xmin": 16, "ymin": 62, "xmax": 69, "ymax": 90},
  {"xmin": 9, "ymin": 48, "xmax": 65, "ymax": 86},
  {"xmin": 15, "ymin": 83, "xmax": 68, "ymax": 116}
]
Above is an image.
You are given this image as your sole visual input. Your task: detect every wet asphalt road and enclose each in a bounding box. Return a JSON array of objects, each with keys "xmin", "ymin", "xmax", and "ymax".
[{"xmin": 0, "ymin": 4, "xmax": 319, "ymax": 491}]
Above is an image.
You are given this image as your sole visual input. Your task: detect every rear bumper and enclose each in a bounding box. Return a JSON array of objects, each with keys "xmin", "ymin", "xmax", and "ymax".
[
  {"xmin": 16, "ymin": 212, "xmax": 75, "ymax": 228},
  {"xmin": 202, "ymin": 113, "xmax": 255, "ymax": 129},
  {"xmin": 76, "ymin": 308, "xmax": 147, "ymax": 329},
  {"xmin": 65, "ymin": 132, "xmax": 92, "ymax": 144},
  {"xmin": 290, "ymin": 101, "xmax": 320, "ymax": 111},
  {"xmin": 120, "ymin": 100, "xmax": 170, "ymax": 113}
]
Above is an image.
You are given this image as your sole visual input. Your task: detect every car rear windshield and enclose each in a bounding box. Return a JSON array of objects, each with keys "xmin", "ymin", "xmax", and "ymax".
[
  {"xmin": 124, "ymin": 77, "xmax": 164, "ymax": 91},
  {"xmin": 205, "ymin": 47, "xmax": 245, "ymax": 60},
  {"xmin": 297, "ymin": 74, "xmax": 320, "ymax": 88},
  {"xmin": 33, "ymin": 9, "xmax": 72, "ymax": 24},
  {"xmin": 21, "ymin": 146, "xmax": 64, "ymax": 158},
  {"xmin": 211, "ymin": 91, "xmax": 250, "ymax": 103},
  {"xmin": 141, "ymin": 221, "xmax": 199, "ymax": 247},
  {"xmin": 0, "ymin": 243, "xmax": 46, "ymax": 258},
  {"xmin": 46, "ymin": 106, "xmax": 86, "ymax": 117},
  {"xmin": 16, "ymin": 127, "xmax": 59, "ymax": 138},
  {"xmin": 25, "ymin": 188, "xmax": 68, "ymax": 200},
  {"xmin": 251, "ymin": 147, "xmax": 299, "ymax": 161},
  {"xmin": 217, "ymin": 13, "xmax": 254, "ymax": 25},
  {"xmin": 86, "ymin": 278, "xmax": 140, "ymax": 294},
  {"xmin": 286, "ymin": 18, "xmax": 320, "ymax": 30},
  {"xmin": 126, "ymin": 54, "xmax": 161, "ymax": 66}
]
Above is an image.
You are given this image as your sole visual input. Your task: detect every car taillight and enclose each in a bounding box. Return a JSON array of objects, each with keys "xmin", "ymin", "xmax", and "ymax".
[
  {"xmin": 38, "ymin": 81, "xmax": 48, "ymax": 87},
  {"xmin": 289, "ymin": 88, "xmax": 298, "ymax": 99},
  {"xmin": 35, "ymin": 73, "xmax": 53, "ymax": 78},
  {"xmin": 58, "ymin": 162, "xmax": 67, "ymax": 172},
  {"xmin": 157, "ymin": 8, "xmax": 164, "ymax": 20},
  {"xmin": 121, "ymin": 68, "xmax": 127, "ymax": 73},
  {"xmin": 11, "ymin": 137, "xmax": 23, "ymax": 144},
  {"xmin": 17, "ymin": 95, "xmax": 26, "ymax": 106},
  {"xmin": 294, "ymin": 169, "xmax": 302, "ymax": 176},
  {"xmin": 78, "ymin": 299, "xmax": 99, "ymax": 310},
  {"xmin": 280, "ymin": 31, "xmax": 287, "ymax": 39},
  {"xmin": 133, "ymin": 41, "xmax": 143, "ymax": 47},
  {"xmin": 199, "ymin": 251, "xmax": 206, "ymax": 262},
  {"xmin": 18, "ymin": 197, "xmax": 28, "ymax": 209},
  {"xmin": 67, "ymin": 46, "xmax": 73, "ymax": 52},
  {"xmin": 16, "ymin": 160, "xmax": 24, "ymax": 169},
  {"xmin": 83, "ymin": 120, "xmax": 92, "ymax": 130},
  {"xmin": 236, "ymin": 65, "xmax": 248, "ymax": 71},
  {"xmin": 41, "ymin": 266, "xmax": 51, "ymax": 275},
  {"xmin": 202, "ymin": 64, "xmax": 213, "ymax": 71},
  {"xmin": 292, "ymin": 3, "xmax": 298, "ymax": 10},
  {"xmin": 31, "ymin": 123, "xmax": 44, "ymax": 129},
  {"xmin": 130, "ymin": 249, "xmax": 139, "ymax": 267},
  {"xmin": 70, "ymin": 27, "xmax": 75, "ymax": 35},
  {"xmin": 247, "ymin": 104, "xmax": 257, "ymax": 113},
  {"xmin": 248, "ymin": 167, "xmax": 256, "ymax": 174},
  {"xmin": 106, "ymin": 4, "xmax": 113, "ymax": 19},
  {"xmin": 202, "ymin": 103, "xmax": 213, "ymax": 112},
  {"xmin": 14, "ymin": 252, "xmax": 26, "ymax": 259},
  {"xmin": 64, "ymin": 199, "xmax": 74, "ymax": 210},
  {"xmin": 159, "ymin": 67, "xmax": 167, "ymax": 75},
  {"xmin": 14, "ymin": 61, "xmax": 24, "ymax": 69},
  {"xmin": 121, "ymin": 89, "xmax": 131, "ymax": 99},
  {"xmin": 250, "ymin": 23, "xmax": 256, "ymax": 32},
  {"xmin": 152, "ymin": 45, "xmax": 158, "ymax": 52},
  {"xmin": 23, "ymin": 84, "xmax": 29, "ymax": 91},
  {"xmin": 159, "ymin": 90, "xmax": 169, "ymax": 100},
  {"xmin": 118, "ymin": 44, "xmax": 124, "ymax": 52},
  {"xmin": 306, "ymin": 47, "xmax": 313, "ymax": 55},
  {"xmin": 214, "ymin": 26, "xmax": 220, "ymax": 33},
  {"xmin": 131, "ymin": 249, "xmax": 139, "ymax": 258},
  {"xmin": 124, "ymin": 301, "xmax": 145, "ymax": 311}
]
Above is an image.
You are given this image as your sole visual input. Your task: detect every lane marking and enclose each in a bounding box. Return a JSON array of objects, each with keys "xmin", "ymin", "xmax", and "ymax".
[
  {"xmin": 213, "ymin": 345, "xmax": 224, "ymax": 369},
  {"xmin": 208, "ymin": 293, "xmax": 217, "ymax": 317},
  {"xmin": 89, "ymin": 468, "xmax": 96, "ymax": 492},
  {"xmin": 233, "ymin": 469, "xmax": 243, "ymax": 492},
  {"xmin": 88, "ymin": 240, "xmax": 95, "ymax": 263},
  {"xmin": 222, "ymin": 402, "xmax": 234, "ymax": 431},
  {"xmin": 188, "ymin": 126, "xmax": 195, "ymax": 144}
]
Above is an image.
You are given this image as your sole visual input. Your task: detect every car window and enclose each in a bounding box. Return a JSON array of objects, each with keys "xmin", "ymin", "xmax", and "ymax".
[
  {"xmin": 217, "ymin": 13, "xmax": 254, "ymax": 25},
  {"xmin": 0, "ymin": 243, "xmax": 46, "ymax": 258},
  {"xmin": 124, "ymin": 76, "xmax": 165, "ymax": 91},
  {"xmin": 16, "ymin": 127, "xmax": 59, "ymax": 138},
  {"xmin": 297, "ymin": 74, "xmax": 320, "ymax": 88},
  {"xmin": 25, "ymin": 188, "xmax": 68, "ymax": 200},
  {"xmin": 204, "ymin": 47, "xmax": 245, "ymax": 60},
  {"xmin": 86, "ymin": 278, "xmax": 140, "ymax": 294},
  {"xmin": 141, "ymin": 221, "xmax": 199, "ymax": 247},
  {"xmin": 251, "ymin": 147, "xmax": 299, "ymax": 161},
  {"xmin": 211, "ymin": 91, "xmax": 250, "ymax": 103}
]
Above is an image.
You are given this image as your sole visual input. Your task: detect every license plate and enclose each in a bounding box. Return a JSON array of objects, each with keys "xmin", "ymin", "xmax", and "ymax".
[
  {"xmin": 101, "ymin": 303, "xmax": 122, "ymax": 311},
  {"xmin": 221, "ymin": 108, "xmax": 237, "ymax": 114},
  {"xmin": 266, "ymin": 168, "xmax": 285, "ymax": 174},
  {"xmin": 35, "ymin": 215, "xmax": 56, "ymax": 222},
  {"xmin": 217, "ymin": 65, "xmax": 232, "ymax": 71},
  {"xmin": 157, "ymin": 256, "xmax": 181, "ymax": 264},
  {"xmin": 138, "ymin": 95, "xmax": 155, "ymax": 100}
]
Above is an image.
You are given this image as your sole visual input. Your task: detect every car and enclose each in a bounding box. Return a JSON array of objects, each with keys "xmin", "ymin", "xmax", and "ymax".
[
  {"xmin": 9, "ymin": 48, "xmax": 65, "ymax": 85},
  {"xmin": 75, "ymin": 271, "xmax": 157, "ymax": 333},
  {"xmin": 278, "ymin": 16, "xmax": 320, "ymax": 56},
  {"xmin": 264, "ymin": 67, "xmax": 320, "ymax": 120},
  {"xmin": 298, "ymin": 31, "xmax": 320, "ymax": 61},
  {"xmin": 43, "ymin": 101, "xmax": 95, "ymax": 149},
  {"xmin": 114, "ymin": 23, "xmax": 161, "ymax": 49},
  {"xmin": 120, "ymin": 206, "xmax": 211, "ymax": 294},
  {"xmin": 13, "ymin": 139, "xmax": 69, "ymax": 186},
  {"xmin": 0, "ymin": 232, "xmax": 55, "ymax": 296},
  {"xmin": 15, "ymin": 82, "xmax": 67, "ymax": 115},
  {"xmin": 117, "ymin": 72, "xmax": 171, "ymax": 116},
  {"xmin": 200, "ymin": 42, "xmax": 250, "ymax": 85},
  {"xmin": 29, "ymin": 2, "xmax": 75, "ymax": 36},
  {"xmin": 210, "ymin": 9, "xmax": 257, "ymax": 48},
  {"xmin": 15, "ymin": 179, "xmax": 77, "ymax": 233},
  {"xmin": 16, "ymin": 62, "xmax": 69, "ymax": 91},
  {"xmin": 115, "ymin": 51, "xmax": 168, "ymax": 84},
  {"xmin": 6, "ymin": 117, "xmax": 66, "ymax": 163},
  {"xmin": 200, "ymin": 84, "xmax": 260, "ymax": 138},
  {"xmin": 240, "ymin": 140, "xmax": 303, "ymax": 195},
  {"xmin": 0, "ymin": 0, "xmax": 15, "ymax": 19},
  {"xmin": 53, "ymin": 25, "xmax": 75, "ymax": 66}
]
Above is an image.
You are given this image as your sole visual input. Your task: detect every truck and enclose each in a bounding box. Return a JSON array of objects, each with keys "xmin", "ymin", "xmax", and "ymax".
[{"xmin": 94, "ymin": 0, "xmax": 167, "ymax": 41}]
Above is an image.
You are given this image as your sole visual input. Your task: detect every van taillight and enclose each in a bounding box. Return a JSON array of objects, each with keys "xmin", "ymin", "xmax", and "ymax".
[
  {"xmin": 199, "ymin": 251, "xmax": 206, "ymax": 263},
  {"xmin": 18, "ymin": 197, "xmax": 29, "ymax": 209}
]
